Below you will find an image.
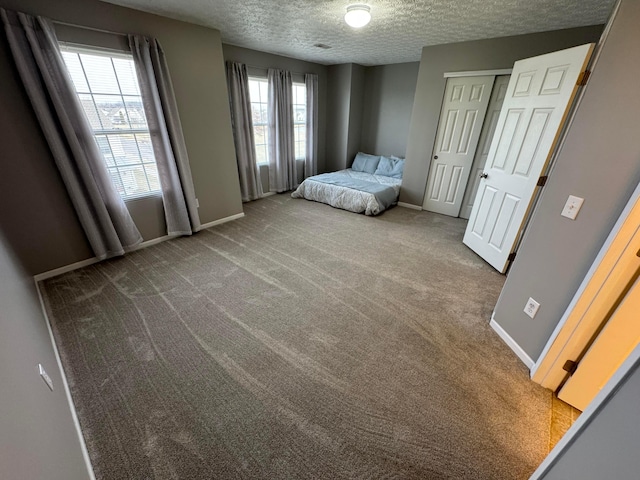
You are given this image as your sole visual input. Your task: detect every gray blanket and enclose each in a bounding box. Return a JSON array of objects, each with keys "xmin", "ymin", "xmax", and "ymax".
[{"xmin": 309, "ymin": 172, "xmax": 398, "ymax": 211}]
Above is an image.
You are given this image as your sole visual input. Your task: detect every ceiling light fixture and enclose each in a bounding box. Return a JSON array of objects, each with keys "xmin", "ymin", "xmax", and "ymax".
[{"xmin": 344, "ymin": 4, "xmax": 371, "ymax": 28}]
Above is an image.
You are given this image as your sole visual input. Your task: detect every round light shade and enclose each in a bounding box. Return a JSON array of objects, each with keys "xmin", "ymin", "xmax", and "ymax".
[{"xmin": 344, "ymin": 4, "xmax": 371, "ymax": 28}]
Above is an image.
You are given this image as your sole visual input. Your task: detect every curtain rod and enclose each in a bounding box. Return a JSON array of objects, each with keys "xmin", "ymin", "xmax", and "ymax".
[{"xmin": 52, "ymin": 20, "xmax": 128, "ymax": 38}]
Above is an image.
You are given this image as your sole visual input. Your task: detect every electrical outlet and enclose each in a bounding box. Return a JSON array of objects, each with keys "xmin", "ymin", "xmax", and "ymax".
[
  {"xmin": 524, "ymin": 297, "xmax": 540, "ymax": 319},
  {"xmin": 38, "ymin": 364, "xmax": 54, "ymax": 391}
]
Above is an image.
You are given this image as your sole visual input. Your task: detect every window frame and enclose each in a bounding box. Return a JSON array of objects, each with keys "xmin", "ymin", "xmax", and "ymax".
[
  {"xmin": 59, "ymin": 43, "xmax": 162, "ymax": 201},
  {"xmin": 247, "ymin": 76, "xmax": 269, "ymax": 166},
  {"xmin": 292, "ymin": 81, "xmax": 307, "ymax": 162},
  {"xmin": 247, "ymin": 76, "xmax": 308, "ymax": 165}
]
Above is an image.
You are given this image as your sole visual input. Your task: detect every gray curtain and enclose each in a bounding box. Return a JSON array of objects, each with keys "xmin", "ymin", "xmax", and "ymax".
[
  {"xmin": 267, "ymin": 68, "xmax": 296, "ymax": 192},
  {"xmin": 226, "ymin": 62, "xmax": 263, "ymax": 202},
  {"xmin": 304, "ymin": 73, "xmax": 319, "ymax": 178},
  {"xmin": 129, "ymin": 35, "xmax": 200, "ymax": 235},
  {"xmin": 1, "ymin": 9, "xmax": 142, "ymax": 260}
]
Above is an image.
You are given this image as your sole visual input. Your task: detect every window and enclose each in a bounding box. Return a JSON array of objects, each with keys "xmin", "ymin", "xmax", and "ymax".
[
  {"xmin": 292, "ymin": 83, "xmax": 307, "ymax": 161},
  {"xmin": 248, "ymin": 77, "xmax": 268, "ymax": 164},
  {"xmin": 60, "ymin": 46, "xmax": 161, "ymax": 199},
  {"xmin": 248, "ymin": 77, "xmax": 307, "ymax": 164}
]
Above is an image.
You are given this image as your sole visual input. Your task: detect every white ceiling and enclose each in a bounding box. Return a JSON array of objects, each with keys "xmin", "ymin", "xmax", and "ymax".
[{"xmin": 102, "ymin": 0, "xmax": 615, "ymax": 66}]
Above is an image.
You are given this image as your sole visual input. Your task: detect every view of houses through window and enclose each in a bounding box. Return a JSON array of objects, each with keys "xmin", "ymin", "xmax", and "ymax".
[
  {"xmin": 60, "ymin": 46, "xmax": 161, "ymax": 200},
  {"xmin": 248, "ymin": 77, "xmax": 306, "ymax": 164},
  {"xmin": 292, "ymin": 83, "xmax": 307, "ymax": 160}
]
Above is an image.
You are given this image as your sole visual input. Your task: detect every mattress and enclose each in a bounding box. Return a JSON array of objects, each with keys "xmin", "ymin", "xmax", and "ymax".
[{"xmin": 291, "ymin": 169, "xmax": 402, "ymax": 215}]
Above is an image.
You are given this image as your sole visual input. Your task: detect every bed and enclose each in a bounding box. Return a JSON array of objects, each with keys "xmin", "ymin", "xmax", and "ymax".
[{"xmin": 291, "ymin": 153, "xmax": 404, "ymax": 215}]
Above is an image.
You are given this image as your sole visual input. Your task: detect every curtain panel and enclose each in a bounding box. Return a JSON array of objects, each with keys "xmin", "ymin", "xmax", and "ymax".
[
  {"xmin": 226, "ymin": 62, "xmax": 263, "ymax": 202},
  {"xmin": 129, "ymin": 35, "xmax": 201, "ymax": 235},
  {"xmin": 1, "ymin": 9, "xmax": 142, "ymax": 260},
  {"xmin": 304, "ymin": 73, "xmax": 319, "ymax": 178},
  {"xmin": 267, "ymin": 68, "xmax": 296, "ymax": 193}
]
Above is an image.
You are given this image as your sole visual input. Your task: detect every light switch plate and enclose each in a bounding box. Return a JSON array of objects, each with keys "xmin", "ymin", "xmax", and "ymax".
[
  {"xmin": 561, "ymin": 195, "xmax": 584, "ymax": 220},
  {"xmin": 524, "ymin": 297, "xmax": 540, "ymax": 319},
  {"xmin": 38, "ymin": 364, "xmax": 54, "ymax": 391}
]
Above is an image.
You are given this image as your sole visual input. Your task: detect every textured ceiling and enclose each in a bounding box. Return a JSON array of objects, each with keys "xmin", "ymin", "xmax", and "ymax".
[{"xmin": 101, "ymin": 0, "xmax": 615, "ymax": 66}]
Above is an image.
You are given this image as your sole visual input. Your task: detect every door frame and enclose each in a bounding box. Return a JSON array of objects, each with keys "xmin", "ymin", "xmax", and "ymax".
[
  {"xmin": 422, "ymin": 75, "xmax": 496, "ymax": 216},
  {"xmin": 444, "ymin": 69, "xmax": 513, "ymax": 78},
  {"xmin": 530, "ymin": 341, "xmax": 640, "ymax": 479},
  {"xmin": 531, "ymin": 181, "xmax": 640, "ymax": 386},
  {"xmin": 421, "ymin": 69, "xmax": 514, "ymax": 216}
]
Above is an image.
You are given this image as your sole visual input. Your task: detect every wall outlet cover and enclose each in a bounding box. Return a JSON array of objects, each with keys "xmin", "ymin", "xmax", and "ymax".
[{"xmin": 524, "ymin": 297, "xmax": 540, "ymax": 319}]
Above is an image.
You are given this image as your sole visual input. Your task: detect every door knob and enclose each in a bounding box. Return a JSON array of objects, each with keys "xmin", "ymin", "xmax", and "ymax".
[
  {"xmin": 434, "ymin": 155, "xmax": 439, "ymax": 160},
  {"xmin": 480, "ymin": 172, "xmax": 488, "ymax": 179}
]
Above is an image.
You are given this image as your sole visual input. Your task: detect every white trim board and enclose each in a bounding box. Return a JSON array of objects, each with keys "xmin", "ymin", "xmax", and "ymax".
[
  {"xmin": 35, "ymin": 281, "xmax": 97, "ymax": 480},
  {"xmin": 444, "ymin": 69, "xmax": 512, "ymax": 78},
  {"xmin": 33, "ymin": 257, "xmax": 100, "ymax": 282},
  {"xmin": 490, "ymin": 314, "xmax": 535, "ymax": 369},
  {"xmin": 397, "ymin": 202, "xmax": 422, "ymax": 211},
  {"xmin": 35, "ymin": 212, "xmax": 245, "ymax": 282},
  {"xmin": 33, "ymin": 235, "xmax": 173, "ymax": 282},
  {"xmin": 197, "ymin": 212, "xmax": 245, "ymax": 231}
]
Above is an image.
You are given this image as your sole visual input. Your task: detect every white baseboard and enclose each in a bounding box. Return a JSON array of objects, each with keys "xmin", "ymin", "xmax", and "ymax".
[
  {"xmin": 34, "ymin": 257, "xmax": 100, "ymax": 282},
  {"xmin": 261, "ymin": 192, "xmax": 276, "ymax": 198},
  {"xmin": 397, "ymin": 202, "xmax": 422, "ymax": 211},
  {"xmin": 129, "ymin": 234, "xmax": 172, "ymax": 252},
  {"xmin": 197, "ymin": 212, "xmax": 245, "ymax": 231},
  {"xmin": 35, "ymin": 282, "xmax": 96, "ymax": 480},
  {"xmin": 35, "ymin": 213, "xmax": 246, "ymax": 281},
  {"xmin": 490, "ymin": 314, "xmax": 535, "ymax": 369},
  {"xmin": 33, "ymin": 236, "xmax": 174, "ymax": 282}
]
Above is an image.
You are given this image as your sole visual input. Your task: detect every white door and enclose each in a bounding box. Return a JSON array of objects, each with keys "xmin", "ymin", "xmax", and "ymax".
[
  {"xmin": 422, "ymin": 76, "xmax": 495, "ymax": 216},
  {"xmin": 459, "ymin": 76, "xmax": 510, "ymax": 220},
  {"xmin": 463, "ymin": 44, "xmax": 594, "ymax": 273}
]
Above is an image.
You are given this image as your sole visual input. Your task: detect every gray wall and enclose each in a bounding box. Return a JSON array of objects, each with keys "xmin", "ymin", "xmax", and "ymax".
[
  {"xmin": 346, "ymin": 63, "xmax": 365, "ymax": 165},
  {"xmin": 325, "ymin": 63, "xmax": 367, "ymax": 171},
  {"xmin": 0, "ymin": 0, "xmax": 242, "ymax": 275},
  {"xmin": 494, "ymin": 0, "xmax": 640, "ymax": 361},
  {"xmin": 0, "ymin": 233, "xmax": 90, "ymax": 480},
  {"xmin": 326, "ymin": 64, "xmax": 354, "ymax": 172},
  {"xmin": 402, "ymin": 25, "xmax": 605, "ymax": 206},
  {"xmin": 361, "ymin": 62, "xmax": 420, "ymax": 158},
  {"xmin": 223, "ymin": 44, "xmax": 328, "ymax": 179},
  {"xmin": 538, "ymin": 354, "xmax": 640, "ymax": 480}
]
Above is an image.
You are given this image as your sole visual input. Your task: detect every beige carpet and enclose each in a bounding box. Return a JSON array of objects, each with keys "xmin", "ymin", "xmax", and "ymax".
[{"xmin": 41, "ymin": 195, "xmax": 551, "ymax": 479}]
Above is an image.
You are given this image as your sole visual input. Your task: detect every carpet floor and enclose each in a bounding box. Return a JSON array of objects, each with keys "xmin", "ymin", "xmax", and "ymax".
[{"xmin": 41, "ymin": 195, "xmax": 551, "ymax": 479}]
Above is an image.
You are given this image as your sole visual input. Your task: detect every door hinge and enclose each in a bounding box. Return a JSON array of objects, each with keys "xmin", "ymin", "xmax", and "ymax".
[
  {"xmin": 562, "ymin": 359, "xmax": 579, "ymax": 376},
  {"xmin": 537, "ymin": 175, "xmax": 548, "ymax": 187},
  {"xmin": 508, "ymin": 252, "xmax": 517, "ymax": 262},
  {"xmin": 576, "ymin": 70, "xmax": 591, "ymax": 86}
]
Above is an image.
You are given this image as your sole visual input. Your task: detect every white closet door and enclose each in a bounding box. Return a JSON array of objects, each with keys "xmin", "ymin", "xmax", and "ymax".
[
  {"xmin": 422, "ymin": 75, "xmax": 495, "ymax": 217},
  {"xmin": 463, "ymin": 44, "xmax": 594, "ymax": 273},
  {"xmin": 459, "ymin": 75, "xmax": 510, "ymax": 220}
]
